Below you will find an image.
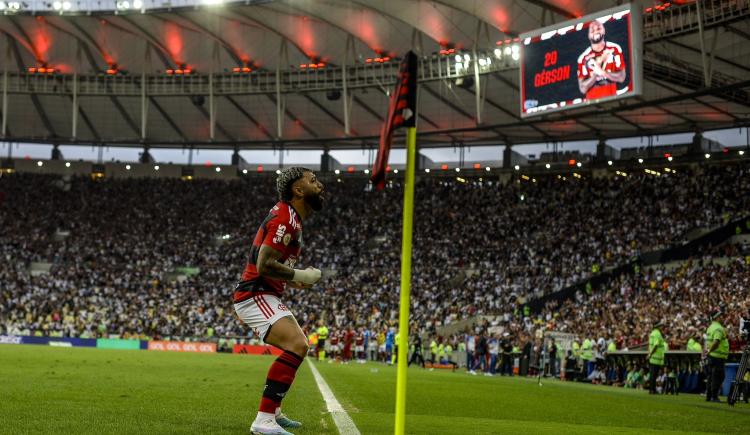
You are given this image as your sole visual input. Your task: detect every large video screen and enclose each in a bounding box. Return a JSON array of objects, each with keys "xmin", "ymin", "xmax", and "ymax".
[{"xmin": 519, "ymin": 4, "xmax": 642, "ymax": 117}]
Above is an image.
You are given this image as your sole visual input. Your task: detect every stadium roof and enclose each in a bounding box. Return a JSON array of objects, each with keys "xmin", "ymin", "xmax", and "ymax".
[{"xmin": 0, "ymin": 0, "xmax": 748, "ymax": 149}]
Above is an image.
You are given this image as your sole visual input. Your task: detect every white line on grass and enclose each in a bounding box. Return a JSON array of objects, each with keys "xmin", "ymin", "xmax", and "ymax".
[{"xmin": 307, "ymin": 360, "xmax": 361, "ymax": 435}]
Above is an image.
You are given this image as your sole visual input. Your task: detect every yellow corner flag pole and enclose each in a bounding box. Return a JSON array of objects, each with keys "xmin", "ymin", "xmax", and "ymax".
[{"xmin": 394, "ymin": 126, "xmax": 417, "ymax": 435}]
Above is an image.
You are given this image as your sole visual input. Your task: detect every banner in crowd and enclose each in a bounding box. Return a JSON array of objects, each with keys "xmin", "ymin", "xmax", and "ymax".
[
  {"xmin": 0, "ymin": 335, "xmax": 23, "ymax": 345},
  {"xmin": 148, "ymin": 341, "xmax": 216, "ymax": 353},
  {"xmin": 0, "ymin": 335, "xmax": 98, "ymax": 347},
  {"xmin": 96, "ymin": 338, "xmax": 142, "ymax": 350},
  {"xmin": 233, "ymin": 344, "xmax": 283, "ymax": 356}
]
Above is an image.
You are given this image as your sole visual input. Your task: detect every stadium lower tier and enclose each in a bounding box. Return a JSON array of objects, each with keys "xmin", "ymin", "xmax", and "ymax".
[{"xmin": 1, "ymin": 160, "xmax": 749, "ymax": 352}]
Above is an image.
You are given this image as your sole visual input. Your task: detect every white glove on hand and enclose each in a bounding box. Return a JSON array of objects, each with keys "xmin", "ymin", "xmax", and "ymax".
[{"xmin": 292, "ymin": 267, "xmax": 322, "ymax": 285}]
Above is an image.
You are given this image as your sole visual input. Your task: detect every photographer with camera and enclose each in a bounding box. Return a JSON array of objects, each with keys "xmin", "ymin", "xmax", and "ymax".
[{"xmin": 704, "ymin": 310, "xmax": 729, "ymax": 403}]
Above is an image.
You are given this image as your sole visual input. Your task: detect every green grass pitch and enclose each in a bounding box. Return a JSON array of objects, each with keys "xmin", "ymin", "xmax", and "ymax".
[{"xmin": 1, "ymin": 345, "xmax": 749, "ymax": 434}]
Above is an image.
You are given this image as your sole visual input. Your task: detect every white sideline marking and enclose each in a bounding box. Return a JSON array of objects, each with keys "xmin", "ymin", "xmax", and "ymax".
[{"xmin": 307, "ymin": 360, "xmax": 361, "ymax": 435}]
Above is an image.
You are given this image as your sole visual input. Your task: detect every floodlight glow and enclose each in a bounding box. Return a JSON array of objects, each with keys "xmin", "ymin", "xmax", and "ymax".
[
  {"xmin": 53, "ymin": 1, "xmax": 62, "ymax": 10},
  {"xmin": 425, "ymin": 168, "xmax": 430, "ymax": 173},
  {"xmin": 576, "ymin": 162, "xmax": 582, "ymax": 167},
  {"xmin": 393, "ymin": 169, "xmax": 399, "ymax": 174},
  {"xmin": 607, "ymin": 160, "xmax": 613, "ymax": 166},
  {"xmin": 37, "ymin": 161, "xmax": 43, "ymax": 167},
  {"xmin": 133, "ymin": 0, "xmax": 142, "ymax": 8},
  {"xmin": 638, "ymin": 158, "xmax": 643, "ymax": 163},
  {"xmin": 485, "ymin": 167, "xmax": 490, "ymax": 172},
  {"xmin": 364, "ymin": 169, "xmax": 370, "ymax": 174},
  {"xmin": 455, "ymin": 167, "xmax": 460, "ymax": 172},
  {"xmin": 514, "ymin": 165, "xmax": 520, "ymax": 170},
  {"xmin": 65, "ymin": 162, "xmax": 71, "ymax": 167},
  {"xmin": 242, "ymin": 169, "xmax": 248, "ymax": 174},
  {"xmin": 154, "ymin": 165, "xmax": 160, "ymax": 171},
  {"xmin": 276, "ymin": 169, "xmax": 281, "ymax": 174},
  {"xmin": 334, "ymin": 169, "xmax": 340, "ymax": 175},
  {"xmin": 667, "ymin": 156, "xmax": 673, "ymax": 162},
  {"xmin": 62, "ymin": 1, "xmax": 71, "ymax": 9},
  {"xmin": 545, "ymin": 163, "xmax": 551, "ymax": 169},
  {"xmin": 125, "ymin": 164, "xmax": 131, "ymax": 170},
  {"xmin": 215, "ymin": 167, "xmax": 221, "ymax": 172},
  {"xmin": 740, "ymin": 150, "xmax": 745, "ymax": 156},
  {"xmin": 704, "ymin": 153, "xmax": 711, "ymax": 159}
]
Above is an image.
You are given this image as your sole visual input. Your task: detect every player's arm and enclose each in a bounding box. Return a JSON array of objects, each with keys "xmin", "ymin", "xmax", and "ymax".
[
  {"xmin": 602, "ymin": 68, "xmax": 626, "ymax": 83},
  {"xmin": 256, "ymin": 244, "xmax": 294, "ymax": 280},
  {"xmin": 578, "ymin": 75, "xmax": 598, "ymax": 95},
  {"xmin": 256, "ymin": 244, "xmax": 321, "ymax": 285}
]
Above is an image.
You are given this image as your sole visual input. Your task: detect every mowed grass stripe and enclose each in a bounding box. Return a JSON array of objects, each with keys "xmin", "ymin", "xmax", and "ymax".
[
  {"xmin": 0, "ymin": 345, "xmax": 336, "ymax": 435},
  {"xmin": 314, "ymin": 361, "xmax": 750, "ymax": 434},
  {"xmin": 348, "ymin": 412, "xmax": 716, "ymax": 435}
]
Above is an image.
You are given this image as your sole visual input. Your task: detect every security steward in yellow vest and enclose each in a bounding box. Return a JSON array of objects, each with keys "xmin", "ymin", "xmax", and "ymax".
[{"xmin": 704, "ymin": 310, "xmax": 730, "ymax": 403}]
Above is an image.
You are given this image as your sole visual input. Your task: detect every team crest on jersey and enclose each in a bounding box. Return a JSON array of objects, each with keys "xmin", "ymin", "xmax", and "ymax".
[{"xmin": 282, "ymin": 233, "xmax": 292, "ymax": 246}]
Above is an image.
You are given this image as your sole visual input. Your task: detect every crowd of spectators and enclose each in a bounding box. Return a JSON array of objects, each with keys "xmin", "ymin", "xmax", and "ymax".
[{"xmin": 1, "ymin": 160, "xmax": 749, "ymax": 348}]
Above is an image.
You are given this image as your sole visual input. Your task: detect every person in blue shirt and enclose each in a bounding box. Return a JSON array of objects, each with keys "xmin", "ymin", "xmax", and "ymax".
[{"xmin": 385, "ymin": 328, "xmax": 395, "ymax": 365}]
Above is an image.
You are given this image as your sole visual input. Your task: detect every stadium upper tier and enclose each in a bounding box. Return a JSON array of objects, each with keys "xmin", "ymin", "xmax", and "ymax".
[
  {"xmin": 1, "ymin": 158, "xmax": 748, "ymax": 344},
  {"xmin": 0, "ymin": 0, "xmax": 748, "ymax": 146}
]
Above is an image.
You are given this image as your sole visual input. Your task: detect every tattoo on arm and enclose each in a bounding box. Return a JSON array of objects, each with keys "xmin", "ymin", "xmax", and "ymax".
[
  {"xmin": 606, "ymin": 69, "xmax": 626, "ymax": 83},
  {"xmin": 256, "ymin": 244, "xmax": 295, "ymax": 281},
  {"xmin": 579, "ymin": 76, "xmax": 598, "ymax": 94}
]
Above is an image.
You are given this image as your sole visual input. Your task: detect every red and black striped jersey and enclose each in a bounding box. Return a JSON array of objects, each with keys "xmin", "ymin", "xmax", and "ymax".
[{"xmin": 233, "ymin": 201, "xmax": 303, "ymax": 303}]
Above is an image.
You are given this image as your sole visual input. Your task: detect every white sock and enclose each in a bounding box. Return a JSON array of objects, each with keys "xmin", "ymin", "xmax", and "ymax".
[
  {"xmin": 255, "ymin": 411, "xmax": 276, "ymax": 422},
  {"xmin": 275, "ymin": 407, "xmax": 281, "ymax": 417}
]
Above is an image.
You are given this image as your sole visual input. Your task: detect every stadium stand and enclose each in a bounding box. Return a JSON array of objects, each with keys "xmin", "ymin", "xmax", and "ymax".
[{"xmin": 1, "ymin": 159, "xmax": 749, "ymax": 352}]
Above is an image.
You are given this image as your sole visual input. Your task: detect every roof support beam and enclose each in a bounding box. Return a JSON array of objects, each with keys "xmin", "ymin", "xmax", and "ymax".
[
  {"xmin": 663, "ymin": 39, "xmax": 750, "ymax": 75},
  {"xmin": 149, "ymin": 97, "xmax": 188, "ymax": 142},
  {"xmin": 6, "ymin": 20, "xmax": 57, "ymax": 138},
  {"xmin": 224, "ymin": 95, "xmax": 275, "ymax": 141},
  {"xmin": 649, "ymin": 78, "xmax": 739, "ymax": 121},
  {"xmin": 1, "ymin": 40, "xmax": 9, "ymax": 138},
  {"xmin": 52, "ymin": 19, "xmax": 138, "ymax": 140},
  {"xmin": 117, "ymin": 17, "xmax": 234, "ymax": 142},
  {"xmin": 424, "ymin": 82, "xmax": 475, "ymax": 123},
  {"xmin": 725, "ymin": 24, "xmax": 750, "ymax": 42}
]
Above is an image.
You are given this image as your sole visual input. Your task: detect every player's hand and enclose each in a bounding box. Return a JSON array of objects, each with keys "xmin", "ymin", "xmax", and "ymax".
[{"xmin": 292, "ymin": 267, "xmax": 322, "ymax": 285}]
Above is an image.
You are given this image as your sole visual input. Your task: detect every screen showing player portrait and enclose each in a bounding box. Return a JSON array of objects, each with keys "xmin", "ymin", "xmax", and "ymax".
[{"xmin": 519, "ymin": 4, "xmax": 642, "ymax": 117}]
